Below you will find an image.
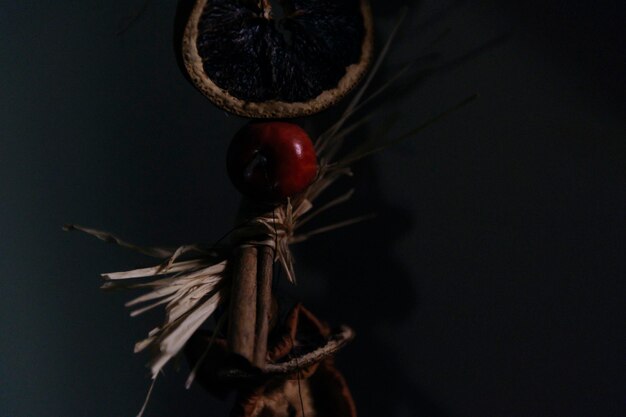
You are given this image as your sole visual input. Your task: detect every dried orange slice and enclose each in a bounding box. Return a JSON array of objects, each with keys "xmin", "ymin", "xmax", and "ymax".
[{"xmin": 181, "ymin": 0, "xmax": 373, "ymax": 118}]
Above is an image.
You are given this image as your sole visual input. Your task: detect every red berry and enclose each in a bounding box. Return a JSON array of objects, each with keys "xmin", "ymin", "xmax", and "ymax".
[{"xmin": 226, "ymin": 122, "xmax": 318, "ymax": 202}]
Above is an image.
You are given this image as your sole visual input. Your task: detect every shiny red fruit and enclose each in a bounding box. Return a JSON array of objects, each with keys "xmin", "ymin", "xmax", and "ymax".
[{"xmin": 226, "ymin": 122, "xmax": 318, "ymax": 202}]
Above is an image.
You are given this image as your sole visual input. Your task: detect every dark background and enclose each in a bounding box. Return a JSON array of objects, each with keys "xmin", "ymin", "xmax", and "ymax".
[{"xmin": 1, "ymin": 1, "xmax": 624, "ymax": 416}]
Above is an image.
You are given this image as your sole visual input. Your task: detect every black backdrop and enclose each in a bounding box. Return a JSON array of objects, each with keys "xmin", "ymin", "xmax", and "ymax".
[{"xmin": 1, "ymin": 1, "xmax": 624, "ymax": 416}]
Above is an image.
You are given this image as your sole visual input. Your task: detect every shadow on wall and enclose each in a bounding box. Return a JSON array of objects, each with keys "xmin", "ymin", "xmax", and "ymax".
[{"xmin": 297, "ymin": 154, "xmax": 448, "ymax": 417}]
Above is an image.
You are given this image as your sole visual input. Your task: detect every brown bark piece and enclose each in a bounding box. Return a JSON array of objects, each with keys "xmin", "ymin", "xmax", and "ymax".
[
  {"xmin": 228, "ymin": 246, "xmax": 258, "ymax": 362},
  {"xmin": 253, "ymin": 245, "xmax": 274, "ymax": 367}
]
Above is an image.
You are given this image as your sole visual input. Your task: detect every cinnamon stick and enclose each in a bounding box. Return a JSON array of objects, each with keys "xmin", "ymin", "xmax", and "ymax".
[
  {"xmin": 253, "ymin": 245, "xmax": 274, "ymax": 367},
  {"xmin": 227, "ymin": 246, "xmax": 258, "ymax": 362}
]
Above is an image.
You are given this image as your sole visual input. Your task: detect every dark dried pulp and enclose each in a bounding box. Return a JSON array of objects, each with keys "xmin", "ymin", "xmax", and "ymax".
[{"xmin": 196, "ymin": 0, "xmax": 366, "ymax": 102}]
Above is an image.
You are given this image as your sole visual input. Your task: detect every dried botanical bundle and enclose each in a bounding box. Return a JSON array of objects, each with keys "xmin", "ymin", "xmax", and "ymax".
[
  {"xmin": 66, "ymin": 13, "xmax": 475, "ymax": 380},
  {"xmin": 68, "ymin": 19, "xmax": 383, "ymax": 374},
  {"xmin": 67, "ymin": 11, "xmax": 476, "ymax": 417}
]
